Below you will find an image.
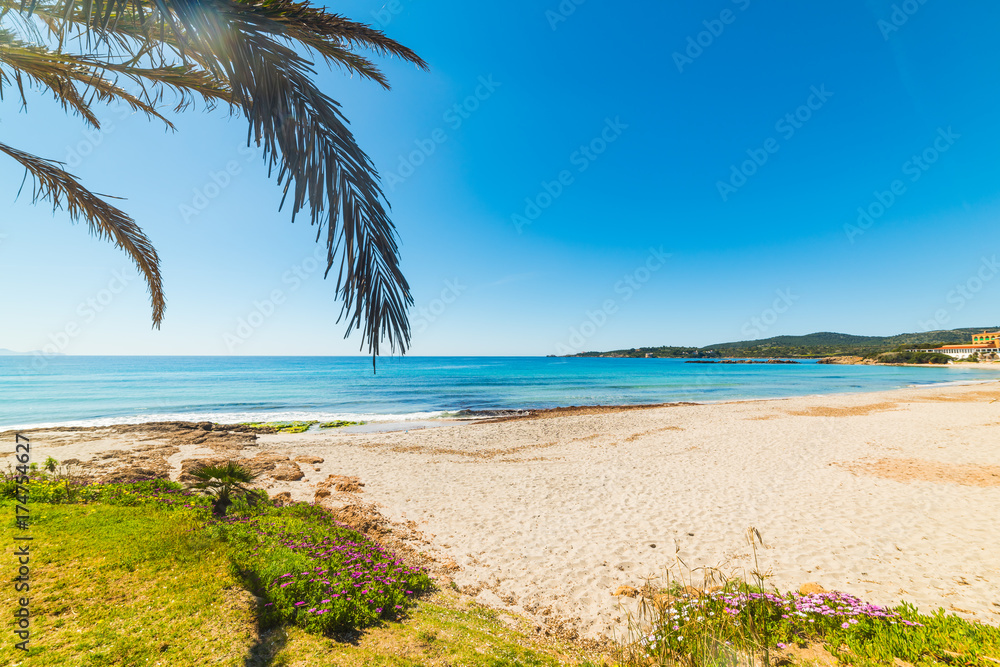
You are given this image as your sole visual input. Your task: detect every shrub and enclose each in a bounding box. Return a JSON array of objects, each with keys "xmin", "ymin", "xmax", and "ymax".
[
  {"xmin": 187, "ymin": 461, "xmax": 264, "ymax": 517},
  {"xmin": 877, "ymin": 351, "xmax": 952, "ymax": 364},
  {"xmin": 218, "ymin": 502, "xmax": 432, "ymax": 634}
]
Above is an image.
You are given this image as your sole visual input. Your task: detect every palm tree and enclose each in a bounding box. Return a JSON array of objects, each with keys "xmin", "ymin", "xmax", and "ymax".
[
  {"xmin": 0, "ymin": 1, "xmax": 426, "ymax": 368},
  {"xmin": 188, "ymin": 460, "xmax": 261, "ymax": 517}
]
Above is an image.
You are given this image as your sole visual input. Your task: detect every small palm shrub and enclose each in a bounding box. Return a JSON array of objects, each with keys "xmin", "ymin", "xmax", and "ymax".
[{"xmin": 188, "ymin": 461, "xmax": 264, "ymax": 517}]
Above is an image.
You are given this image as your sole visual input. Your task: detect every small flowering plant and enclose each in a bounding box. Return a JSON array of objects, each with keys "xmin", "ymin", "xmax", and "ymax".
[
  {"xmin": 220, "ymin": 502, "xmax": 431, "ymax": 634},
  {"xmin": 630, "ymin": 583, "xmax": 938, "ymax": 666}
]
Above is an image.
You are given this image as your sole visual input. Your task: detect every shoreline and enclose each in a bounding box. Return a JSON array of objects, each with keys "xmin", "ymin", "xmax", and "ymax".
[
  {"xmin": 6, "ymin": 374, "xmax": 1000, "ymax": 434},
  {"xmin": 5, "ymin": 380, "xmax": 1000, "ymax": 640}
]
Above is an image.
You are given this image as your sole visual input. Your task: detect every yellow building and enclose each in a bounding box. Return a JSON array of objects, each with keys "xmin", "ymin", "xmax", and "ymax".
[{"xmin": 972, "ymin": 331, "xmax": 1000, "ymax": 344}]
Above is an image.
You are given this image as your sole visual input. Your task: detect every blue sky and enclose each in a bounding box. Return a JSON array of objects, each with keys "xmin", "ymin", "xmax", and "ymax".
[{"xmin": 2, "ymin": 0, "xmax": 1000, "ymax": 356}]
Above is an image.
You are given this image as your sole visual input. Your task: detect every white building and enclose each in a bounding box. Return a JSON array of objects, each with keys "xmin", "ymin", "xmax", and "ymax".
[{"xmin": 919, "ymin": 343, "xmax": 998, "ymax": 360}]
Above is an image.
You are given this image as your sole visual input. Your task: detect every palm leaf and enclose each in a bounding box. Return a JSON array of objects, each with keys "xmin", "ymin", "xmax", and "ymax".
[
  {"xmin": 0, "ymin": 27, "xmax": 172, "ymax": 127},
  {"xmin": 2, "ymin": 0, "xmax": 425, "ymax": 364},
  {"xmin": 0, "ymin": 142, "xmax": 165, "ymax": 325}
]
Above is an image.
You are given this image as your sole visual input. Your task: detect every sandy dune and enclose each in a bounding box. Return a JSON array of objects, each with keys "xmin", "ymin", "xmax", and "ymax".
[{"xmin": 8, "ymin": 381, "xmax": 1000, "ymax": 639}]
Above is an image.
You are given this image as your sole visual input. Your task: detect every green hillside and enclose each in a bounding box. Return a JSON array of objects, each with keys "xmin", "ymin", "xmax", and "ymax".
[{"xmin": 570, "ymin": 328, "xmax": 997, "ymax": 359}]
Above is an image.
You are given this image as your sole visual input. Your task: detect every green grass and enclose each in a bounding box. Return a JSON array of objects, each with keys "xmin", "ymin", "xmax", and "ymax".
[{"xmin": 0, "ymin": 503, "xmax": 253, "ymax": 666}]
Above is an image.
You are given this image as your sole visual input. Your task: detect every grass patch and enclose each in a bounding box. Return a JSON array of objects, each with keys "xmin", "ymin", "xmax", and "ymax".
[{"xmin": 0, "ymin": 503, "xmax": 252, "ymax": 666}]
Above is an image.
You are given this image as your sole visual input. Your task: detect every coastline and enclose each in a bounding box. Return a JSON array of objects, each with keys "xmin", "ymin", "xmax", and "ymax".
[
  {"xmin": 6, "ymin": 372, "xmax": 999, "ymax": 433},
  {"xmin": 11, "ymin": 355, "xmax": 1000, "ymax": 434},
  {"xmin": 6, "ymin": 380, "xmax": 1000, "ymax": 640}
]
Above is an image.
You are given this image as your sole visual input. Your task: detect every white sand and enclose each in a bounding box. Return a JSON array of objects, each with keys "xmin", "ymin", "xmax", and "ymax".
[{"xmin": 16, "ymin": 381, "xmax": 1000, "ymax": 639}]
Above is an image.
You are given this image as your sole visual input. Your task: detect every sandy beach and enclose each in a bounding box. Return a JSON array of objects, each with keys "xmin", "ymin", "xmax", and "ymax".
[{"xmin": 6, "ymin": 381, "xmax": 1000, "ymax": 641}]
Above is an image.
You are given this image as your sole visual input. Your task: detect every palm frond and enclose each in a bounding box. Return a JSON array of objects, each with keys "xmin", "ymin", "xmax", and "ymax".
[
  {"xmin": 0, "ymin": 142, "xmax": 165, "ymax": 325},
  {"xmin": 3, "ymin": 0, "xmax": 424, "ymax": 364},
  {"xmin": 0, "ymin": 28, "xmax": 171, "ymax": 127}
]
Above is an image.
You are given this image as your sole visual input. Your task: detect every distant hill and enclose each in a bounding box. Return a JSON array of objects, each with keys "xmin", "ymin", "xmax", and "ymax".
[
  {"xmin": 570, "ymin": 328, "xmax": 997, "ymax": 359},
  {"xmin": 0, "ymin": 348, "xmax": 26, "ymax": 355}
]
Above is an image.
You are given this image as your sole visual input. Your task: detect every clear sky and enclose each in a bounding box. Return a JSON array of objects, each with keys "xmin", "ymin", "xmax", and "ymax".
[{"xmin": 3, "ymin": 0, "xmax": 1000, "ymax": 357}]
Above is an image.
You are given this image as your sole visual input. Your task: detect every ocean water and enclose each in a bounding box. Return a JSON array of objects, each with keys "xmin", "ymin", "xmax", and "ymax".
[{"xmin": 0, "ymin": 355, "xmax": 997, "ymax": 430}]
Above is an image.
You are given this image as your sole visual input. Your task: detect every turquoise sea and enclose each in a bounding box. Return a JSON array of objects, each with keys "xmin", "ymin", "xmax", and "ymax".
[{"xmin": 1, "ymin": 355, "xmax": 997, "ymax": 431}]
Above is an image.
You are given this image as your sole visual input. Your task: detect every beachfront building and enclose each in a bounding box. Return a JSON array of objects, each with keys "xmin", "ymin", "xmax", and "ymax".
[
  {"xmin": 972, "ymin": 331, "xmax": 1000, "ymax": 345},
  {"xmin": 910, "ymin": 330, "xmax": 1000, "ymax": 360},
  {"xmin": 926, "ymin": 344, "xmax": 998, "ymax": 360}
]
